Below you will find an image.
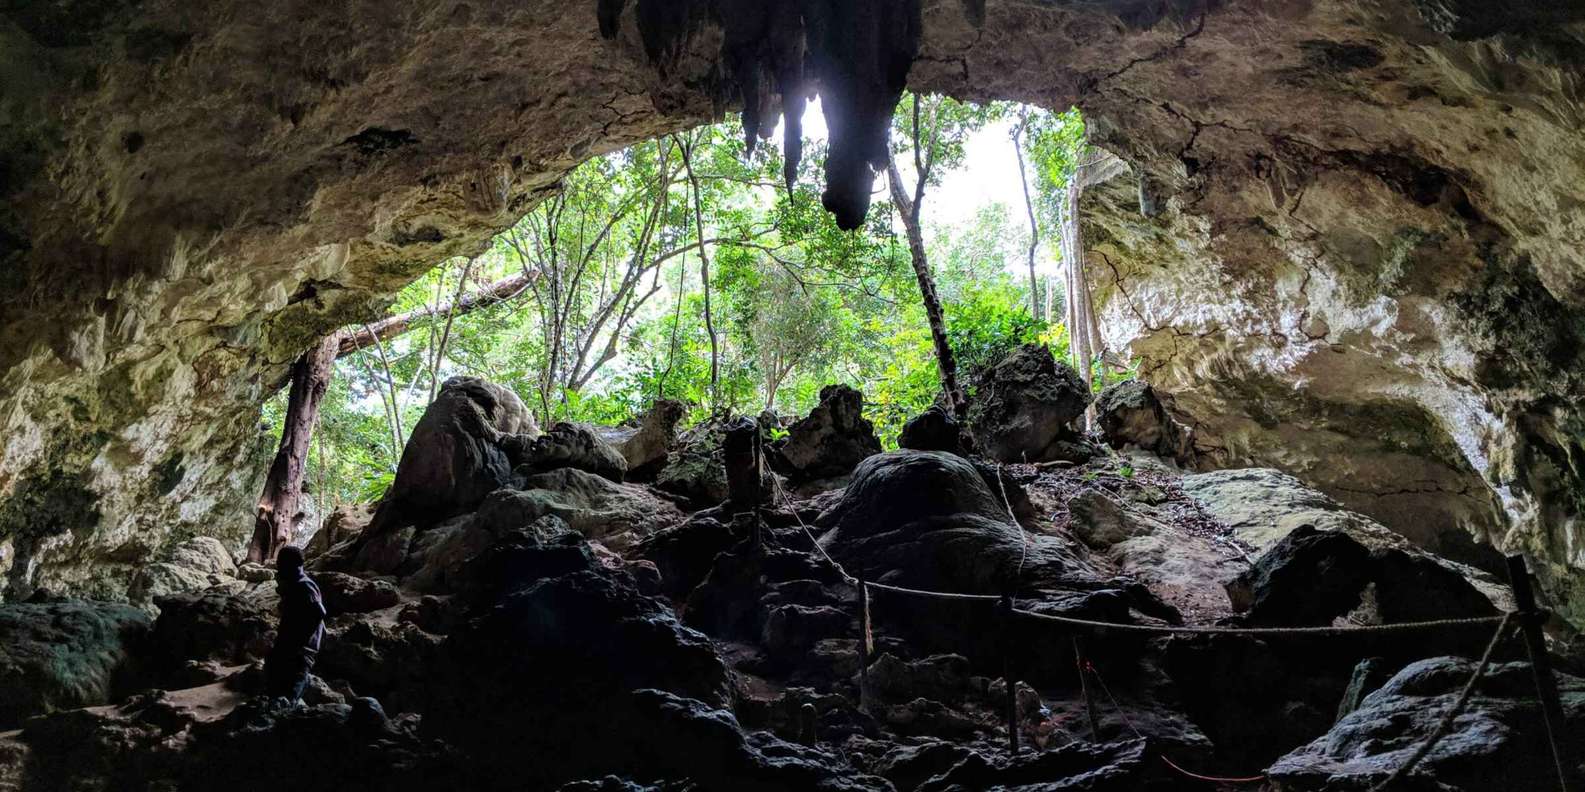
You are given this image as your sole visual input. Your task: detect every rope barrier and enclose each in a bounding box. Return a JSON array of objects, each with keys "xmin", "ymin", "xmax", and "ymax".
[
  {"xmin": 864, "ymin": 579, "xmax": 1509, "ymax": 638},
  {"xmin": 993, "ymin": 463, "xmax": 1030, "ymax": 583},
  {"xmin": 765, "ymin": 474, "xmax": 1546, "ymax": 788},
  {"xmin": 770, "ymin": 471, "xmax": 1506, "ymax": 639},
  {"xmin": 765, "ymin": 474, "xmax": 1546, "ymax": 789}
]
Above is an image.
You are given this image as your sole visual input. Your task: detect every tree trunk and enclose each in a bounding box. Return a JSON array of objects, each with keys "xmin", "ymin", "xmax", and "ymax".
[
  {"xmin": 681, "ymin": 136, "xmax": 720, "ymax": 408},
  {"xmin": 887, "ymin": 159, "xmax": 966, "ymax": 418},
  {"xmin": 246, "ymin": 334, "xmax": 339, "ymax": 563},
  {"xmin": 1012, "ymin": 113, "xmax": 1042, "ymax": 319},
  {"xmin": 1061, "ymin": 180, "xmax": 1094, "ymax": 387}
]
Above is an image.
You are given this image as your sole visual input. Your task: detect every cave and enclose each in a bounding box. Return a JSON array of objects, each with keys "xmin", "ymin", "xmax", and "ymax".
[{"xmin": 3, "ymin": 1, "xmax": 1585, "ymax": 790}]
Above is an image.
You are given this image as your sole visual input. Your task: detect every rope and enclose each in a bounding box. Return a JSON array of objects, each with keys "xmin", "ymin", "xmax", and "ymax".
[
  {"xmin": 765, "ymin": 472, "xmax": 1527, "ymax": 788},
  {"xmin": 866, "ymin": 580, "xmax": 1508, "ymax": 638},
  {"xmin": 1365, "ymin": 612, "xmax": 1516, "ymax": 791},
  {"xmin": 770, "ymin": 474, "xmax": 859, "ymax": 585},
  {"xmin": 993, "ymin": 463, "xmax": 1030, "ymax": 583},
  {"xmin": 1082, "ymin": 654, "xmax": 1268, "ymax": 784}
]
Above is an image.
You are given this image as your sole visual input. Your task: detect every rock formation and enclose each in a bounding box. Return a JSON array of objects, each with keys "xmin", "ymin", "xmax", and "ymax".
[
  {"xmin": 773, "ymin": 384, "xmax": 883, "ymax": 482},
  {"xmin": 2, "ymin": 0, "xmax": 1584, "ymax": 623},
  {"xmin": 966, "ymin": 344, "xmax": 1092, "ymax": 464},
  {"xmin": 0, "ymin": 387, "xmax": 1565, "ymax": 791}
]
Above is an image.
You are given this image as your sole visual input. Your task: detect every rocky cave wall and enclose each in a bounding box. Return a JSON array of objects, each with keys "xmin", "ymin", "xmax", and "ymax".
[{"xmin": 3, "ymin": 0, "xmax": 1585, "ymax": 619}]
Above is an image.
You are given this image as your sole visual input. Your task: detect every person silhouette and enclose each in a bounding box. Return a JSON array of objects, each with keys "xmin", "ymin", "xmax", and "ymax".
[{"xmin": 264, "ymin": 545, "xmax": 325, "ymax": 703}]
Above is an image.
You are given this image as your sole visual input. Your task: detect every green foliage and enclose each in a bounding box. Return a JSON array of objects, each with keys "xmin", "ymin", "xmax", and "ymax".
[{"xmin": 293, "ymin": 101, "xmax": 1136, "ymax": 504}]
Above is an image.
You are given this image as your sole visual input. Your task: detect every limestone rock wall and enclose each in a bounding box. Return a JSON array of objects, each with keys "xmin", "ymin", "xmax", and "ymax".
[{"xmin": 3, "ymin": 0, "xmax": 1585, "ymax": 622}]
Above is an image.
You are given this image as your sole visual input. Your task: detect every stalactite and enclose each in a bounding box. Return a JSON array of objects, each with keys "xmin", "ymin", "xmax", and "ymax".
[{"xmin": 600, "ymin": 0, "xmax": 954, "ymax": 230}]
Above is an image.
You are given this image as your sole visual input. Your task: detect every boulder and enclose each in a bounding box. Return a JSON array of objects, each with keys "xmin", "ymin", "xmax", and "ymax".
[
  {"xmin": 1226, "ymin": 524, "xmax": 1374, "ymax": 625},
  {"xmin": 1107, "ymin": 531, "xmax": 1249, "ymax": 623},
  {"xmin": 655, "ymin": 420, "xmax": 730, "ymax": 505},
  {"xmin": 0, "ymin": 600, "xmax": 152, "ymax": 727},
  {"xmin": 896, "ymin": 405, "xmax": 965, "ymax": 455},
  {"xmin": 967, "ymin": 344, "xmax": 1091, "ymax": 464},
  {"xmin": 817, "ymin": 450, "xmax": 1096, "ymax": 594},
  {"xmin": 308, "ymin": 503, "xmax": 376, "ymax": 557},
  {"xmin": 1228, "ymin": 524, "xmax": 1498, "ymax": 628},
  {"xmin": 775, "ymin": 384, "xmax": 882, "ymax": 482},
  {"xmin": 127, "ymin": 536, "xmax": 242, "ymax": 607},
  {"xmin": 317, "ymin": 618, "xmax": 445, "ymax": 713},
  {"xmin": 315, "ymin": 571, "xmax": 404, "ymax": 615},
  {"xmin": 402, "ymin": 507, "xmax": 575, "ymax": 593},
  {"xmin": 1067, "ymin": 487, "xmax": 1171, "ymax": 548},
  {"xmin": 505, "ymin": 468, "xmax": 685, "ymax": 546},
  {"xmin": 761, "ymin": 604, "xmax": 851, "ymax": 656},
  {"xmin": 1092, "ymin": 380, "xmax": 1195, "ymax": 465},
  {"xmin": 420, "ymin": 545, "xmax": 737, "ymax": 787},
  {"xmin": 632, "ymin": 512, "xmax": 741, "ymax": 598},
  {"xmin": 1371, "ymin": 548, "xmax": 1500, "ymax": 624},
  {"xmin": 17, "ymin": 685, "xmax": 458, "ymax": 792},
  {"xmin": 520, "ymin": 422, "xmax": 629, "ymax": 482},
  {"xmin": 150, "ymin": 587, "xmax": 277, "ymax": 671},
  {"xmin": 1269, "ymin": 657, "xmax": 1585, "ymax": 792},
  {"xmin": 1182, "ymin": 467, "xmax": 1415, "ymax": 553},
  {"xmin": 378, "ymin": 377, "xmax": 539, "ymax": 525},
  {"xmin": 618, "ymin": 400, "xmax": 687, "ymax": 481}
]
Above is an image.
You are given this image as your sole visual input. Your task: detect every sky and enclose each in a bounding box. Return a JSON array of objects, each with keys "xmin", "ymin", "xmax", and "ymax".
[{"xmin": 771, "ymin": 99, "xmax": 1042, "ymax": 275}]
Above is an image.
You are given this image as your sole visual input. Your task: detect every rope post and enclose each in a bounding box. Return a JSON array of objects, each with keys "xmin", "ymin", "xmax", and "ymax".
[
  {"xmin": 1506, "ymin": 555, "xmax": 1577, "ymax": 792},
  {"xmin": 858, "ymin": 577, "xmax": 872, "ymax": 713},
  {"xmin": 1074, "ymin": 637, "xmax": 1102, "ymax": 739},
  {"xmin": 1000, "ymin": 593, "xmax": 1020, "ymax": 755}
]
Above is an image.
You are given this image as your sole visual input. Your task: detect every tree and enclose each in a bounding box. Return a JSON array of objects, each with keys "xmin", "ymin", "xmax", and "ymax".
[
  {"xmin": 885, "ymin": 93, "xmax": 1001, "ymax": 417},
  {"xmin": 1011, "ymin": 107, "xmax": 1042, "ymax": 319},
  {"xmin": 246, "ymin": 335, "xmax": 338, "ymax": 563}
]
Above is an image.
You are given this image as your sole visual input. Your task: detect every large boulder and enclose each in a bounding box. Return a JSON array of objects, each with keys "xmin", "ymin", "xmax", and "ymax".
[
  {"xmin": 967, "ymin": 344, "xmax": 1091, "ymax": 464},
  {"xmin": 655, "ymin": 420, "xmax": 730, "ymax": 505},
  {"xmin": 150, "ymin": 587, "xmax": 277, "ymax": 671},
  {"xmin": 520, "ymin": 422, "xmax": 629, "ymax": 482},
  {"xmin": 619, "ymin": 400, "xmax": 688, "ymax": 481},
  {"xmin": 378, "ymin": 377, "xmax": 539, "ymax": 524},
  {"xmin": 505, "ymin": 468, "xmax": 685, "ymax": 546},
  {"xmin": 307, "ymin": 503, "xmax": 376, "ymax": 557},
  {"xmin": 1182, "ymin": 468, "xmax": 1409, "ymax": 552},
  {"xmin": 0, "ymin": 600, "xmax": 152, "ymax": 727},
  {"xmin": 421, "ymin": 544, "xmax": 730, "ymax": 786},
  {"xmin": 127, "ymin": 536, "xmax": 242, "ymax": 607},
  {"xmin": 1228, "ymin": 524, "xmax": 1498, "ymax": 629},
  {"xmin": 1268, "ymin": 657, "xmax": 1585, "ymax": 792},
  {"xmin": 896, "ymin": 405, "xmax": 966, "ymax": 455},
  {"xmin": 16, "ymin": 685, "xmax": 458, "ymax": 792},
  {"xmin": 1227, "ymin": 525, "xmax": 1375, "ymax": 626},
  {"xmin": 775, "ymin": 385, "xmax": 882, "ymax": 482},
  {"xmin": 1092, "ymin": 381, "xmax": 1195, "ymax": 465},
  {"xmin": 816, "ymin": 450, "xmax": 1108, "ymax": 598}
]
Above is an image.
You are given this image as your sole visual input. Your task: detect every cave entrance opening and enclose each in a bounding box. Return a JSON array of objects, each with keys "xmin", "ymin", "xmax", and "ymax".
[{"xmin": 249, "ymin": 97, "xmax": 1119, "ymax": 562}]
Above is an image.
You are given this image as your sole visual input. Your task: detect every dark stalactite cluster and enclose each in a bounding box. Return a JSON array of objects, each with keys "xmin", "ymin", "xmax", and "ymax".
[{"xmin": 599, "ymin": 0, "xmax": 944, "ymax": 230}]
